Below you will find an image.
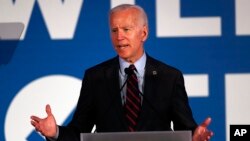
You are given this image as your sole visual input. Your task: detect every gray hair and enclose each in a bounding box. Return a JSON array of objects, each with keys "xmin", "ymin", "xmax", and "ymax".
[{"xmin": 109, "ymin": 4, "xmax": 148, "ymax": 27}]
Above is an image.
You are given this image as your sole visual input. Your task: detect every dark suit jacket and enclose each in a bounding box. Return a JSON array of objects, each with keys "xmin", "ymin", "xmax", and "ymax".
[{"xmin": 56, "ymin": 55, "xmax": 197, "ymax": 141}]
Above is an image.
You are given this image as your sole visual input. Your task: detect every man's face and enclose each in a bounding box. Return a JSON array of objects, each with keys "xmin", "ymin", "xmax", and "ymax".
[{"xmin": 109, "ymin": 9, "xmax": 148, "ymax": 63}]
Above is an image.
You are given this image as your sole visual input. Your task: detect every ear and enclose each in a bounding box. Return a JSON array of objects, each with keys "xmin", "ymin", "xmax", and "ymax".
[{"xmin": 141, "ymin": 25, "xmax": 148, "ymax": 42}]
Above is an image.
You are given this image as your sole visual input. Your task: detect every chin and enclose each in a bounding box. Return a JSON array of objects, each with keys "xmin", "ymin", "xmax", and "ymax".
[{"xmin": 118, "ymin": 53, "xmax": 129, "ymax": 58}]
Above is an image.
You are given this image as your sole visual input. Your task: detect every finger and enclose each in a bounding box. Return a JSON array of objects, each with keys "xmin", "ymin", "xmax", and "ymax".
[
  {"xmin": 207, "ymin": 135, "xmax": 211, "ymax": 140},
  {"xmin": 31, "ymin": 120, "xmax": 41, "ymax": 132},
  {"xmin": 30, "ymin": 120, "xmax": 37, "ymax": 127},
  {"xmin": 46, "ymin": 104, "xmax": 52, "ymax": 116},
  {"xmin": 201, "ymin": 117, "xmax": 212, "ymax": 128},
  {"xmin": 203, "ymin": 130, "xmax": 213, "ymax": 140},
  {"xmin": 207, "ymin": 130, "xmax": 214, "ymax": 138},
  {"xmin": 30, "ymin": 116, "xmax": 42, "ymax": 123}
]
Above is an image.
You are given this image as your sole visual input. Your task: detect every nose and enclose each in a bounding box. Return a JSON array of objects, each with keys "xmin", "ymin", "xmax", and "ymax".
[{"xmin": 117, "ymin": 30, "xmax": 124, "ymax": 41}]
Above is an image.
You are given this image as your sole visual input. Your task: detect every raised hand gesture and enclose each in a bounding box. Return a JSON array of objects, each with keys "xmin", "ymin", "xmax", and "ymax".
[
  {"xmin": 30, "ymin": 104, "xmax": 57, "ymax": 138},
  {"xmin": 193, "ymin": 117, "xmax": 214, "ymax": 141}
]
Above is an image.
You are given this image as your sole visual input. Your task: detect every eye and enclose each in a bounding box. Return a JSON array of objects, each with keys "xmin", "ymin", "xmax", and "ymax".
[
  {"xmin": 111, "ymin": 28, "xmax": 117, "ymax": 33},
  {"xmin": 124, "ymin": 28, "xmax": 129, "ymax": 32}
]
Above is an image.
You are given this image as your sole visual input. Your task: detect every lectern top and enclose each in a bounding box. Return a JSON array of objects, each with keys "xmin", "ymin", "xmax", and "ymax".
[{"xmin": 81, "ymin": 131, "xmax": 192, "ymax": 141}]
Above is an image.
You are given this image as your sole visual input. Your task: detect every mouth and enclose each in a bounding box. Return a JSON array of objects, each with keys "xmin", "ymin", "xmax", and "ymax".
[{"xmin": 117, "ymin": 44, "xmax": 129, "ymax": 49}]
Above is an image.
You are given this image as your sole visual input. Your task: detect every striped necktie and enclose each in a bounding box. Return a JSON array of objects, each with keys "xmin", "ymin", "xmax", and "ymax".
[{"xmin": 124, "ymin": 64, "xmax": 141, "ymax": 131}]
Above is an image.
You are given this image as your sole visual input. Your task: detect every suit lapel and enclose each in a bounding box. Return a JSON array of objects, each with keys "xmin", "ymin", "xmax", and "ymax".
[
  {"xmin": 104, "ymin": 57, "xmax": 128, "ymax": 129},
  {"xmin": 137, "ymin": 56, "xmax": 159, "ymax": 130}
]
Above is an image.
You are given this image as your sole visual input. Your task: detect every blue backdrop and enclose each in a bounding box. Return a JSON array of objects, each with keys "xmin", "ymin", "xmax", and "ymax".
[{"xmin": 1, "ymin": 0, "xmax": 250, "ymax": 141}]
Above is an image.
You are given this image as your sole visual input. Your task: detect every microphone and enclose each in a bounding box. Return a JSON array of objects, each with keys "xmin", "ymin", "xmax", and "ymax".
[
  {"xmin": 124, "ymin": 67, "xmax": 133, "ymax": 76},
  {"xmin": 119, "ymin": 68, "xmax": 130, "ymax": 92},
  {"xmin": 119, "ymin": 67, "xmax": 134, "ymax": 92}
]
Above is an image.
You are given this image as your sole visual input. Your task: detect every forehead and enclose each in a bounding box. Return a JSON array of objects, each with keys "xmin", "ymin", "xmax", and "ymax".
[{"xmin": 110, "ymin": 9, "xmax": 140, "ymax": 26}]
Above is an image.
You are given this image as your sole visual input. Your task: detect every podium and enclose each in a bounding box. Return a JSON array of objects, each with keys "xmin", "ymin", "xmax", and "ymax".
[{"xmin": 81, "ymin": 131, "xmax": 192, "ymax": 141}]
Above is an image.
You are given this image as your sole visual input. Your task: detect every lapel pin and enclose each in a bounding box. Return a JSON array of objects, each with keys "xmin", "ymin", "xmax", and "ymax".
[{"xmin": 152, "ymin": 71, "xmax": 157, "ymax": 75}]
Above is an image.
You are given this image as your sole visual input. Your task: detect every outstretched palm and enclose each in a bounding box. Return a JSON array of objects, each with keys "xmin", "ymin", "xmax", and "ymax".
[{"xmin": 30, "ymin": 104, "xmax": 57, "ymax": 138}]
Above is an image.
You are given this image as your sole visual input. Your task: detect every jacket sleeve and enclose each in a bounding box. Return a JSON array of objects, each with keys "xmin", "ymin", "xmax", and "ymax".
[
  {"xmin": 56, "ymin": 69, "xmax": 96, "ymax": 141},
  {"xmin": 170, "ymin": 71, "xmax": 198, "ymax": 133}
]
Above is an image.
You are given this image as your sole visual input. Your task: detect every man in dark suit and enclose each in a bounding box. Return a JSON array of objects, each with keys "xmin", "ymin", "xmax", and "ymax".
[{"xmin": 31, "ymin": 4, "xmax": 213, "ymax": 141}]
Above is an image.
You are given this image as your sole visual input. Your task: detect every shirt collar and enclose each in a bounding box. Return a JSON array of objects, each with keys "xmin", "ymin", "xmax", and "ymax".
[{"xmin": 119, "ymin": 52, "xmax": 146, "ymax": 77}]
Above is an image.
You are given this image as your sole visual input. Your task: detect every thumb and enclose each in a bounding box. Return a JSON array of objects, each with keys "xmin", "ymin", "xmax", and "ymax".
[{"xmin": 45, "ymin": 104, "xmax": 53, "ymax": 116}]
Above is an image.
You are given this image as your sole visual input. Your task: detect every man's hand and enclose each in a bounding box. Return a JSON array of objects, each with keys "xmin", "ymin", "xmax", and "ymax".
[
  {"xmin": 30, "ymin": 104, "xmax": 57, "ymax": 138},
  {"xmin": 193, "ymin": 117, "xmax": 214, "ymax": 141}
]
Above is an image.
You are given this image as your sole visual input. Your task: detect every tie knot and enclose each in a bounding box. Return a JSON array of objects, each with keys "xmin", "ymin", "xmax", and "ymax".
[
  {"xmin": 125, "ymin": 64, "xmax": 137, "ymax": 76},
  {"xmin": 129, "ymin": 64, "xmax": 136, "ymax": 71}
]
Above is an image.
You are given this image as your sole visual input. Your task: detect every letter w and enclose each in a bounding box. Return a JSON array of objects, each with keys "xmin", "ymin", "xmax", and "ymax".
[{"xmin": 38, "ymin": 0, "xmax": 83, "ymax": 39}]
